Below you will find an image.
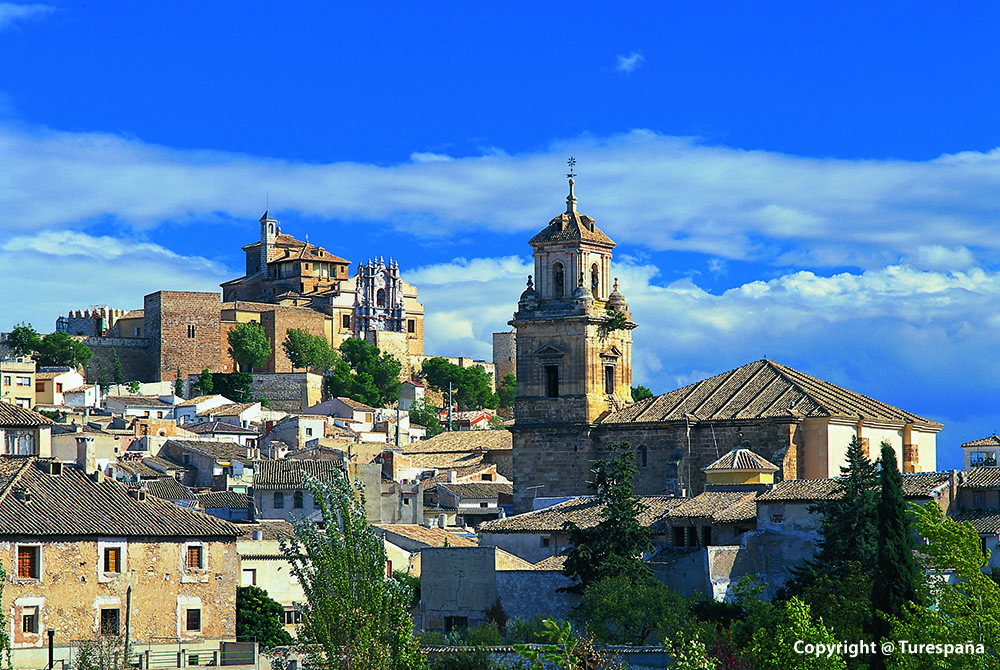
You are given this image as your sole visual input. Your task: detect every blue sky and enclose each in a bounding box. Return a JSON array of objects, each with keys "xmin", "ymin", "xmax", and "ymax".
[{"xmin": 3, "ymin": 1, "xmax": 1000, "ymax": 467}]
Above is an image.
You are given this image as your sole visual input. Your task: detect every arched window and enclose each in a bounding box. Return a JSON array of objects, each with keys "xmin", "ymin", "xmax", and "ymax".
[
  {"xmin": 377, "ymin": 288, "xmax": 386, "ymax": 307},
  {"xmin": 268, "ymin": 223, "xmax": 274, "ymax": 235},
  {"xmin": 293, "ymin": 491, "xmax": 304, "ymax": 509},
  {"xmin": 638, "ymin": 445, "xmax": 648, "ymax": 468},
  {"xmin": 274, "ymin": 492, "xmax": 284, "ymax": 509},
  {"xmin": 553, "ymin": 263, "xmax": 565, "ymax": 298},
  {"xmin": 591, "ymin": 263, "xmax": 600, "ymax": 296}
]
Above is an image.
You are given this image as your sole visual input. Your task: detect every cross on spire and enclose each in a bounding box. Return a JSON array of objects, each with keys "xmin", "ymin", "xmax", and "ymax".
[{"xmin": 566, "ymin": 156, "xmax": 578, "ymax": 213}]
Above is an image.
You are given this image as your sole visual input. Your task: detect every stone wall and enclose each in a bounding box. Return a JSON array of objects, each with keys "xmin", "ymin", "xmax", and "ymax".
[
  {"xmin": 259, "ymin": 306, "xmax": 329, "ymax": 373},
  {"xmin": 249, "ymin": 372, "xmax": 324, "ymax": 412},
  {"xmin": 82, "ymin": 337, "xmax": 154, "ymax": 384},
  {"xmin": 495, "ymin": 569, "xmax": 577, "ymax": 621},
  {"xmin": 492, "ymin": 331, "xmax": 516, "ymax": 383}
]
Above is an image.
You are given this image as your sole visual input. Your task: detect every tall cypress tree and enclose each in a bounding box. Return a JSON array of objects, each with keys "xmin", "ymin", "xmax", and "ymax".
[
  {"xmin": 872, "ymin": 442, "xmax": 922, "ymax": 643},
  {"xmin": 815, "ymin": 436, "xmax": 880, "ymax": 571}
]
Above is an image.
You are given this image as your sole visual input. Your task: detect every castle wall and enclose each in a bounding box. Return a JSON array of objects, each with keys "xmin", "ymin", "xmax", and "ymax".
[
  {"xmin": 82, "ymin": 337, "xmax": 155, "ymax": 384},
  {"xmin": 145, "ymin": 292, "xmax": 223, "ymax": 382},
  {"xmin": 492, "ymin": 331, "xmax": 516, "ymax": 383}
]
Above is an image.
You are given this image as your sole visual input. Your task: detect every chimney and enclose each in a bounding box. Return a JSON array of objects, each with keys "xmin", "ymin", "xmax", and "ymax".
[
  {"xmin": 76, "ymin": 435, "xmax": 97, "ymax": 475},
  {"xmin": 447, "ymin": 470, "xmax": 457, "ymax": 483},
  {"xmin": 41, "ymin": 460, "xmax": 62, "ymax": 477},
  {"xmin": 12, "ymin": 487, "xmax": 31, "ymax": 503},
  {"xmin": 252, "ymin": 530, "xmax": 263, "ymax": 541},
  {"xmin": 128, "ymin": 489, "xmax": 147, "ymax": 502}
]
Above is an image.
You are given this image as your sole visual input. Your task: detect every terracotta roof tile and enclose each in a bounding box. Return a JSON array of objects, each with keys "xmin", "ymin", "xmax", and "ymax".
[
  {"xmin": 252, "ymin": 459, "xmax": 344, "ymax": 490},
  {"xmin": 529, "ymin": 211, "xmax": 616, "ymax": 247},
  {"xmin": 373, "ymin": 524, "xmax": 478, "ymax": 548},
  {"xmin": 403, "ymin": 430, "xmax": 512, "ymax": 454},
  {"xmin": 168, "ymin": 439, "xmax": 256, "ymax": 462},
  {"xmin": 479, "ymin": 496, "xmax": 686, "ymax": 534},
  {"xmin": 186, "ymin": 421, "xmax": 259, "ymax": 436},
  {"xmin": 177, "ymin": 394, "xmax": 229, "ymax": 407},
  {"xmin": 137, "ymin": 477, "xmax": 196, "ymax": 502},
  {"xmin": 437, "ymin": 482, "xmax": 513, "ymax": 499},
  {"xmin": 962, "ymin": 435, "xmax": 1000, "ymax": 449},
  {"xmin": 198, "ymin": 490, "xmax": 251, "ymax": 508},
  {"xmin": 0, "ymin": 402, "xmax": 52, "ymax": 427},
  {"xmin": 758, "ymin": 472, "xmax": 951, "ymax": 501},
  {"xmin": 963, "ymin": 468, "xmax": 1000, "ymax": 489},
  {"xmin": 667, "ymin": 491, "xmax": 758, "ymax": 522},
  {"xmin": 703, "ymin": 448, "xmax": 779, "ymax": 472},
  {"xmin": 109, "ymin": 395, "xmax": 172, "ymax": 408},
  {"xmin": 951, "ymin": 509, "xmax": 1000, "ymax": 534},
  {"xmin": 601, "ymin": 359, "xmax": 940, "ymax": 427}
]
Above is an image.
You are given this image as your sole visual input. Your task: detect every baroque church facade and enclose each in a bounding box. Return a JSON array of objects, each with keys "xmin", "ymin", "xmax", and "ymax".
[{"xmin": 510, "ymin": 179, "xmax": 941, "ymax": 513}]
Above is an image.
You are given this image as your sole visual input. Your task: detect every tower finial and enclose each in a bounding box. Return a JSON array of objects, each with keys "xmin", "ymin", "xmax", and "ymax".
[{"xmin": 566, "ymin": 156, "xmax": 578, "ymax": 214}]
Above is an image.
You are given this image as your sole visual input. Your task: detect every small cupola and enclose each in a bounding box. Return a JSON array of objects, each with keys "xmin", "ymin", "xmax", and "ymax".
[{"xmin": 703, "ymin": 447, "xmax": 779, "ymax": 488}]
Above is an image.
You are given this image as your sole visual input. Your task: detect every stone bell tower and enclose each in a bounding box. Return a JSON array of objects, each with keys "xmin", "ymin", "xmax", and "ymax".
[
  {"xmin": 510, "ymin": 163, "xmax": 635, "ymax": 427},
  {"xmin": 509, "ymin": 163, "xmax": 637, "ymax": 510}
]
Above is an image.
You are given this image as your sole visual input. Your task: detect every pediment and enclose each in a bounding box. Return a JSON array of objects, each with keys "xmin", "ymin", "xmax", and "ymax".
[
  {"xmin": 534, "ymin": 344, "xmax": 566, "ymax": 358},
  {"xmin": 601, "ymin": 345, "xmax": 623, "ymax": 359}
]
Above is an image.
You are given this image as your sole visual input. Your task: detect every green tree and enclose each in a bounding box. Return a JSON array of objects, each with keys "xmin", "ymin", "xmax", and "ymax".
[
  {"xmin": 421, "ymin": 358, "xmax": 497, "ymax": 410},
  {"xmin": 212, "ymin": 372, "xmax": 252, "ymax": 403},
  {"xmin": 889, "ymin": 503, "xmax": 1000, "ymax": 669},
  {"xmin": 563, "ymin": 446, "xmax": 651, "ymax": 590},
  {"xmin": 871, "ymin": 443, "xmax": 922, "ymax": 649},
  {"xmin": 192, "ymin": 368, "xmax": 214, "ymax": 395},
  {"xmin": 227, "ymin": 322, "xmax": 271, "ymax": 372},
  {"xmin": 573, "ymin": 574, "xmax": 690, "ymax": 645},
  {"xmin": 283, "ymin": 328, "xmax": 337, "ymax": 372},
  {"xmin": 126, "ymin": 380, "xmax": 140, "ymax": 395},
  {"xmin": 409, "ymin": 399, "xmax": 443, "ymax": 437},
  {"xmin": 175, "ymin": 367, "xmax": 185, "ymax": 399},
  {"xmin": 94, "ymin": 361, "xmax": 110, "ymax": 395},
  {"xmin": 112, "ymin": 348, "xmax": 124, "ymax": 385},
  {"xmin": 236, "ymin": 585, "xmax": 293, "ymax": 649},
  {"xmin": 280, "ymin": 472, "xmax": 422, "ymax": 670},
  {"xmin": 497, "ymin": 374, "xmax": 517, "ymax": 410},
  {"xmin": 748, "ymin": 598, "xmax": 846, "ymax": 670},
  {"xmin": 7, "ymin": 323, "xmax": 40, "ymax": 357},
  {"xmin": 34, "ymin": 332, "xmax": 93, "ymax": 368},
  {"xmin": 325, "ymin": 338, "xmax": 402, "ymax": 408},
  {"xmin": 667, "ymin": 636, "xmax": 719, "ymax": 670},
  {"xmin": 631, "ymin": 385, "xmax": 653, "ymax": 402},
  {"xmin": 815, "ymin": 436, "xmax": 880, "ymax": 572}
]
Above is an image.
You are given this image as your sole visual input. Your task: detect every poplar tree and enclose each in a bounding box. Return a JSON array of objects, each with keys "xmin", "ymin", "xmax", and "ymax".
[{"xmin": 871, "ymin": 443, "xmax": 922, "ymax": 645}]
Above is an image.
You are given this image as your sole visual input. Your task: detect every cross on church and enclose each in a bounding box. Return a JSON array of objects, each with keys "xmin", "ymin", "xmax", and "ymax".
[{"xmin": 567, "ymin": 156, "xmax": 577, "ymax": 180}]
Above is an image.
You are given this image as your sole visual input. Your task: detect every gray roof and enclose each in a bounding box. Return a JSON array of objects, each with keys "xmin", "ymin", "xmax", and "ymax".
[
  {"xmin": 167, "ymin": 439, "xmax": 255, "ymax": 462},
  {"xmin": 601, "ymin": 359, "xmax": 940, "ymax": 428},
  {"xmin": 0, "ymin": 402, "xmax": 53, "ymax": 428},
  {"xmin": 252, "ymin": 459, "xmax": 344, "ymax": 490},
  {"xmin": 437, "ymin": 482, "xmax": 513, "ymax": 499},
  {"xmin": 198, "ymin": 490, "xmax": 251, "ymax": 509},
  {"xmin": 757, "ymin": 472, "xmax": 951, "ymax": 502},
  {"xmin": 0, "ymin": 458, "xmax": 238, "ymax": 537},
  {"xmin": 186, "ymin": 421, "xmax": 259, "ymax": 436},
  {"xmin": 135, "ymin": 477, "xmax": 196, "ymax": 502},
  {"xmin": 479, "ymin": 496, "xmax": 686, "ymax": 534}
]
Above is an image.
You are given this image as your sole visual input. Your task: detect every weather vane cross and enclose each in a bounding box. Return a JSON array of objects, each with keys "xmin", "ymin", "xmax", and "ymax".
[{"xmin": 567, "ymin": 156, "xmax": 577, "ymax": 179}]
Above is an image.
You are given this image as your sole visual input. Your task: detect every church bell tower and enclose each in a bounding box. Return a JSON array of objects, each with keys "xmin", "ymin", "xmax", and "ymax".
[{"xmin": 509, "ymin": 160, "xmax": 636, "ymax": 427}]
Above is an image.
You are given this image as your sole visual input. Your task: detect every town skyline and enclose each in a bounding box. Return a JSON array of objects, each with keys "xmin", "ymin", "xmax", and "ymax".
[{"xmin": 5, "ymin": 1, "xmax": 1000, "ymax": 469}]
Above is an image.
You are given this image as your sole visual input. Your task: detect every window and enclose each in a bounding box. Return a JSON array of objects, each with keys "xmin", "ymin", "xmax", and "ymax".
[
  {"xmin": 553, "ymin": 263, "xmax": 564, "ymax": 298},
  {"xmin": 686, "ymin": 527, "xmax": 697, "ymax": 547},
  {"xmin": 545, "ymin": 365, "xmax": 559, "ymax": 398},
  {"xmin": 479, "ymin": 502, "xmax": 488, "ymax": 508},
  {"xmin": 638, "ymin": 445, "xmax": 648, "ymax": 468},
  {"xmin": 2, "ymin": 375, "xmax": 9, "ymax": 385},
  {"xmin": 100, "ymin": 608, "xmax": 120, "ymax": 636},
  {"xmin": 5, "ymin": 430, "xmax": 36, "ymax": 456},
  {"xmin": 604, "ymin": 366, "xmax": 615, "ymax": 394},
  {"xmin": 771, "ymin": 513, "xmax": 784, "ymax": 524},
  {"xmin": 377, "ymin": 288, "xmax": 386, "ymax": 307},
  {"xmin": 17, "ymin": 546, "xmax": 39, "ymax": 579},
  {"xmin": 982, "ymin": 537, "xmax": 989, "ymax": 558},
  {"xmin": 342, "ymin": 314, "xmax": 351, "ymax": 329},
  {"xmin": 103, "ymin": 547, "xmax": 122, "ymax": 573},
  {"xmin": 702, "ymin": 526, "xmax": 713, "ymax": 547},
  {"xmin": 305, "ymin": 427, "xmax": 313, "ymax": 437},
  {"xmin": 187, "ymin": 325, "xmax": 196, "ymax": 338},
  {"xmin": 134, "ymin": 327, "xmax": 141, "ymax": 337},
  {"xmin": 540, "ymin": 536, "xmax": 551, "ymax": 548},
  {"xmin": 591, "ymin": 263, "xmax": 600, "ymax": 296},
  {"xmin": 407, "ymin": 319, "xmax": 415, "ymax": 334},
  {"xmin": 16, "ymin": 376, "xmax": 30, "ymax": 386},
  {"xmin": 34, "ymin": 381, "xmax": 44, "ymax": 392},
  {"xmin": 673, "ymin": 526, "xmax": 685, "ymax": 547},
  {"xmin": 972, "ymin": 451, "xmax": 997, "ymax": 466},
  {"xmin": 55, "ymin": 383, "xmax": 63, "ymax": 393},
  {"xmin": 242, "ymin": 569, "xmax": 257, "ymax": 586},
  {"xmin": 444, "ymin": 616, "xmax": 468, "ymax": 633},
  {"xmin": 293, "ymin": 491, "xmax": 304, "ymax": 509},
  {"xmin": 186, "ymin": 545, "xmax": 204, "ymax": 570},
  {"xmin": 274, "ymin": 492, "xmax": 285, "ymax": 509},
  {"xmin": 22, "ymin": 608, "xmax": 38, "ymax": 634},
  {"xmin": 283, "ymin": 609, "xmax": 303, "ymax": 625},
  {"xmin": 482, "ymin": 473, "xmax": 493, "ymax": 481},
  {"xmin": 186, "ymin": 608, "xmax": 201, "ymax": 632}
]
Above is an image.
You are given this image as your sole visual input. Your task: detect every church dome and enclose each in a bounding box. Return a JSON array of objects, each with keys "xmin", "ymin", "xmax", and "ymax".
[{"xmin": 607, "ymin": 277, "xmax": 628, "ymax": 311}]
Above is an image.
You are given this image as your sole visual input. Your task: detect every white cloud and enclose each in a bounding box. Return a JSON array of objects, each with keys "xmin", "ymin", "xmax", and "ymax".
[
  {"xmin": 6, "ymin": 124, "xmax": 1000, "ymax": 270},
  {"xmin": 616, "ymin": 52, "xmax": 644, "ymax": 74},
  {"xmin": 0, "ymin": 3, "xmax": 52, "ymax": 30},
  {"xmin": 0, "ymin": 231, "xmax": 231, "ymax": 331}
]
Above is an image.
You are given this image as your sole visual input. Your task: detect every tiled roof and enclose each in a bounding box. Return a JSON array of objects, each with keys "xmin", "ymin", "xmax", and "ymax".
[
  {"xmin": 252, "ymin": 459, "xmax": 344, "ymax": 490},
  {"xmin": 234, "ymin": 520, "xmax": 296, "ymax": 542},
  {"xmin": 713, "ymin": 497, "xmax": 759, "ymax": 523},
  {"xmin": 406, "ymin": 452, "xmax": 488, "ymax": 470},
  {"xmin": 438, "ymin": 482, "xmax": 513, "ymax": 499},
  {"xmin": 198, "ymin": 490, "xmax": 251, "ymax": 508},
  {"xmin": 647, "ymin": 546, "xmax": 701, "ymax": 565},
  {"xmin": 403, "ymin": 430, "xmax": 512, "ymax": 454},
  {"xmin": 110, "ymin": 395, "xmax": 172, "ymax": 408},
  {"xmin": 0, "ymin": 402, "xmax": 53, "ymax": 427},
  {"xmin": 962, "ymin": 435, "xmax": 1000, "ymax": 449},
  {"xmin": 119, "ymin": 309, "xmax": 144, "ymax": 319},
  {"xmin": 335, "ymin": 397, "xmax": 376, "ymax": 411},
  {"xmin": 529, "ymin": 210, "xmax": 616, "ymax": 247},
  {"xmin": 758, "ymin": 472, "xmax": 951, "ymax": 501},
  {"xmin": 35, "ymin": 372, "xmax": 61, "ymax": 381},
  {"xmin": 962, "ymin": 468, "xmax": 1000, "ymax": 489},
  {"xmin": 422, "ymin": 464, "xmax": 498, "ymax": 486},
  {"xmin": 63, "ymin": 385, "xmax": 95, "ymax": 393},
  {"xmin": 479, "ymin": 496, "xmax": 687, "ymax": 534},
  {"xmin": 141, "ymin": 456, "xmax": 190, "ymax": 473},
  {"xmin": 178, "ymin": 394, "xmax": 229, "ymax": 407},
  {"xmin": 704, "ymin": 448, "xmax": 778, "ymax": 472},
  {"xmin": 533, "ymin": 554, "xmax": 568, "ymax": 570},
  {"xmin": 186, "ymin": 421, "xmax": 259, "ymax": 436},
  {"xmin": 0, "ymin": 458, "xmax": 238, "ymax": 537},
  {"xmin": 951, "ymin": 509, "xmax": 1000, "ymax": 534},
  {"xmin": 139, "ymin": 477, "xmax": 196, "ymax": 502},
  {"xmin": 199, "ymin": 402, "xmax": 256, "ymax": 417},
  {"xmin": 167, "ymin": 439, "xmax": 255, "ymax": 462},
  {"xmin": 373, "ymin": 524, "xmax": 478, "ymax": 548},
  {"xmin": 600, "ymin": 359, "xmax": 940, "ymax": 427},
  {"xmin": 667, "ymin": 491, "xmax": 758, "ymax": 522},
  {"xmin": 112, "ymin": 459, "xmax": 163, "ymax": 479}
]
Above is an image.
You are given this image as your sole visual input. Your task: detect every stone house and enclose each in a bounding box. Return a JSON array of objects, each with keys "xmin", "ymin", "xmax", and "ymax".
[
  {"xmin": 197, "ymin": 401, "xmax": 261, "ymax": 429},
  {"xmin": 174, "ymin": 395, "xmax": 233, "ymax": 425},
  {"xmin": 398, "ymin": 380, "xmax": 424, "ymax": 411},
  {"xmin": 0, "ymin": 455, "xmax": 241, "ymax": 667},
  {"xmin": 961, "ymin": 436, "xmax": 1000, "ymax": 469},
  {"xmin": 0, "ymin": 402, "xmax": 53, "ymax": 457},
  {"xmin": 305, "ymin": 397, "xmax": 379, "ymax": 432},
  {"xmin": 105, "ymin": 395, "xmax": 177, "ymax": 420},
  {"xmin": 185, "ymin": 421, "xmax": 260, "ymax": 448},
  {"xmin": 34, "ymin": 368, "xmax": 84, "ymax": 406},
  {"xmin": 266, "ymin": 414, "xmax": 327, "ymax": 450},
  {"xmin": 160, "ymin": 439, "xmax": 259, "ymax": 490},
  {"xmin": 435, "ymin": 482, "xmax": 513, "ymax": 526},
  {"xmin": 62, "ymin": 384, "xmax": 101, "ymax": 409},
  {"xmin": 251, "ymin": 459, "xmax": 346, "ymax": 522},
  {"xmin": 372, "ymin": 524, "xmax": 479, "ymax": 577},
  {"xmin": 198, "ymin": 490, "xmax": 252, "ymax": 522},
  {"xmin": 949, "ymin": 467, "xmax": 1000, "ymax": 569}
]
